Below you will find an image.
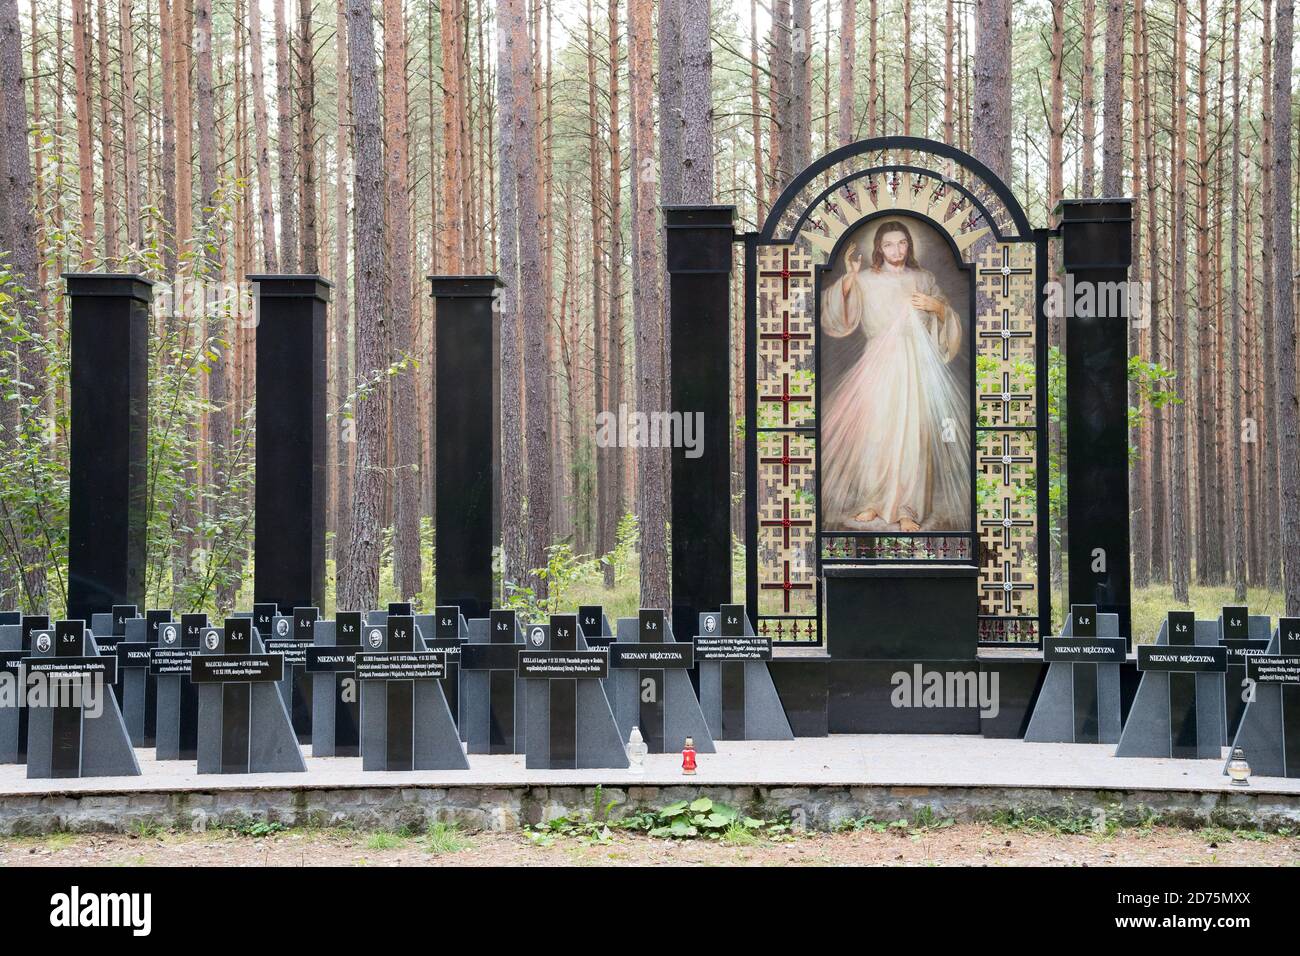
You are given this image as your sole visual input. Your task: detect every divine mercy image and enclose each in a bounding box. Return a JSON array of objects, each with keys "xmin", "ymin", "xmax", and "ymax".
[{"xmin": 819, "ymin": 215, "xmax": 972, "ymax": 533}]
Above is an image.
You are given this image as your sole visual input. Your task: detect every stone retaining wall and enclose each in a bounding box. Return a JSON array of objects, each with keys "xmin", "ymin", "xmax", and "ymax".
[{"xmin": 2, "ymin": 783, "xmax": 1299, "ymax": 835}]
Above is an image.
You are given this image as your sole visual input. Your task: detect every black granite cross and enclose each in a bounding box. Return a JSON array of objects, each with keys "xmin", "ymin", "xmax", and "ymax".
[
  {"xmin": 304, "ymin": 610, "xmax": 362, "ymax": 757},
  {"xmin": 1244, "ymin": 617, "xmax": 1300, "ymax": 776},
  {"xmin": 609, "ymin": 609, "xmax": 691, "ymax": 753},
  {"xmin": 25, "ymin": 620, "xmax": 118, "ymax": 778},
  {"xmin": 695, "ymin": 604, "xmax": 772, "ymax": 740},
  {"xmin": 191, "ymin": 618, "xmax": 284, "ymax": 773},
  {"xmin": 516, "ymin": 614, "xmax": 609, "ymax": 770},
  {"xmin": 264, "ymin": 606, "xmax": 318, "ymax": 742},
  {"xmin": 461, "ymin": 609, "xmax": 524, "ymax": 754},
  {"xmin": 429, "ymin": 605, "xmax": 467, "ymax": 725},
  {"xmin": 14, "ymin": 614, "xmax": 49, "ymax": 761},
  {"xmin": 355, "ymin": 614, "xmax": 446, "ymax": 770},
  {"xmin": 1137, "ymin": 611, "xmax": 1227, "ymax": 759}
]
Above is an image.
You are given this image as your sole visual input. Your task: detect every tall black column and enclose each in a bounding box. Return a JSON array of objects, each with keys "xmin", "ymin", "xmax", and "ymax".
[
  {"xmin": 429, "ymin": 276, "xmax": 501, "ymax": 620},
  {"xmin": 64, "ymin": 273, "xmax": 152, "ymax": 622},
  {"xmin": 249, "ymin": 275, "xmax": 330, "ymax": 614},
  {"xmin": 1058, "ymin": 199, "xmax": 1134, "ymax": 639},
  {"xmin": 666, "ymin": 206, "xmax": 736, "ymax": 641}
]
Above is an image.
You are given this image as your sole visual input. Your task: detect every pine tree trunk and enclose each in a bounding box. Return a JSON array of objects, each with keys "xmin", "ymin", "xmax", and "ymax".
[
  {"xmin": 629, "ymin": 0, "xmax": 666, "ymax": 608},
  {"xmin": 248, "ymin": 0, "xmax": 278, "ymax": 271},
  {"xmin": 838, "ymin": 0, "xmax": 855, "ymax": 147},
  {"xmin": 770, "ymin": 0, "xmax": 790, "ymax": 189},
  {"xmin": 679, "ymin": 0, "xmax": 713, "ymax": 202},
  {"xmin": 1170, "ymin": 0, "xmax": 1191, "ymax": 603},
  {"xmin": 604, "ymin": 0, "xmax": 624, "ymax": 590},
  {"xmin": 1261, "ymin": 0, "xmax": 1281, "ymax": 591},
  {"xmin": 496, "ymin": 0, "xmax": 524, "ymax": 593},
  {"xmin": 332, "ymin": 2, "xmax": 351, "ymax": 598},
  {"xmin": 72, "ymin": 0, "xmax": 96, "ymax": 265},
  {"xmin": 298, "ymin": 0, "xmax": 317, "ymax": 272},
  {"xmin": 1272, "ymin": 0, "xmax": 1299, "ymax": 614},
  {"xmin": 1228, "ymin": 0, "xmax": 1246, "ymax": 600},
  {"xmin": 339, "ymin": 0, "xmax": 387, "ymax": 612},
  {"xmin": 789, "ymin": 0, "xmax": 810, "ymax": 173},
  {"xmin": 0, "ymin": 0, "xmax": 47, "ymax": 610},
  {"xmin": 587, "ymin": 0, "xmax": 609, "ymax": 568},
  {"xmin": 383, "ymin": 0, "xmax": 420, "ymax": 601},
  {"xmin": 119, "ymin": 0, "xmax": 142, "ymax": 260},
  {"xmin": 1081, "ymin": 0, "xmax": 1096, "ymax": 195},
  {"xmin": 275, "ymin": 0, "xmax": 297, "ymax": 272},
  {"xmin": 1101, "ymin": 0, "xmax": 1123, "ymax": 194},
  {"xmin": 972, "ymin": 0, "xmax": 1011, "ymax": 182},
  {"xmin": 96, "ymin": 0, "xmax": 120, "ymax": 266}
]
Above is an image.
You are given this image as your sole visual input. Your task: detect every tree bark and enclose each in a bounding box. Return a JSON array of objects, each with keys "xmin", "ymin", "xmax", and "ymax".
[
  {"xmin": 1170, "ymin": 0, "xmax": 1191, "ymax": 603},
  {"xmin": 679, "ymin": 0, "xmax": 713, "ymax": 202},
  {"xmin": 1272, "ymin": 0, "xmax": 1299, "ymax": 614},
  {"xmin": 1101, "ymin": 0, "xmax": 1123, "ymax": 195},
  {"xmin": 629, "ymin": 0, "xmax": 666, "ymax": 607},
  {"xmin": 972, "ymin": 0, "xmax": 1011, "ymax": 182},
  {"xmin": 298, "ymin": 0, "xmax": 318, "ymax": 272},
  {"xmin": 383, "ymin": 0, "xmax": 420, "ymax": 601},
  {"xmin": 275, "ymin": 0, "xmax": 297, "ymax": 272},
  {"xmin": 249, "ymin": 0, "xmax": 278, "ymax": 271},
  {"xmin": 339, "ymin": 0, "xmax": 388, "ymax": 612},
  {"xmin": 838, "ymin": 0, "xmax": 855, "ymax": 146}
]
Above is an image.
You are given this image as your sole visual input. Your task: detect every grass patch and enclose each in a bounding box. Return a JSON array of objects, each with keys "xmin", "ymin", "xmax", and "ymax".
[
  {"xmin": 425, "ymin": 821, "xmax": 470, "ymax": 855},
  {"xmin": 365, "ymin": 831, "xmax": 407, "ymax": 851}
]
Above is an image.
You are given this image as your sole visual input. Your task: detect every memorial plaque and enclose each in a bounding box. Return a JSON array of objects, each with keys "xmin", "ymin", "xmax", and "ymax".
[
  {"xmin": 1042, "ymin": 636, "xmax": 1127, "ymax": 664},
  {"xmin": 388, "ymin": 602, "xmax": 413, "ymax": 617},
  {"xmin": 1136, "ymin": 644, "xmax": 1228, "ymax": 673},
  {"xmin": 1070, "ymin": 604, "xmax": 1098, "ymax": 638}
]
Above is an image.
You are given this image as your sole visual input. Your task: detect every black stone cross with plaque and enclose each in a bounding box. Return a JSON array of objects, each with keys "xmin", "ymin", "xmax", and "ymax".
[
  {"xmin": 519, "ymin": 614, "xmax": 624, "ymax": 769},
  {"xmin": 357, "ymin": 614, "xmax": 467, "ymax": 770},
  {"xmin": 192, "ymin": 617, "xmax": 304, "ymax": 774},
  {"xmin": 305, "ymin": 611, "xmax": 363, "ymax": 757},
  {"xmin": 1219, "ymin": 605, "xmax": 1271, "ymax": 740},
  {"xmin": 265, "ymin": 606, "xmax": 317, "ymax": 743},
  {"xmin": 1026, "ymin": 604, "xmax": 1127, "ymax": 744},
  {"xmin": 7, "ymin": 614, "xmax": 49, "ymax": 762},
  {"xmin": 461, "ymin": 609, "xmax": 526, "ymax": 754},
  {"xmin": 24, "ymin": 619, "xmax": 138, "ymax": 779},
  {"xmin": 423, "ymin": 606, "xmax": 467, "ymax": 731},
  {"xmin": 1229, "ymin": 617, "xmax": 1300, "ymax": 778},
  {"xmin": 1117, "ymin": 610, "xmax": 1227, "ymax": 760},
  {"xmin": 114, "ymin": 608, "xmax": 171, "ymax": 746},
  {"xmin": 695, "ymin": 604, "xmax": 792, "ymax": 741},
  {"xmin": 607, "ymin": 609, "xmax": 715, "ymax": 755},
  {"xmin": 151, "ymin": 612, "xmax": 208, "ymax": 760}
]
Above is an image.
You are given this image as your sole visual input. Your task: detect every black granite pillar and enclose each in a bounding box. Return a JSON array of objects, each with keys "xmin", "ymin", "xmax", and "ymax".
[
  {"xmin": 429, "ymin": 276, "xmax": 501, "ymax": 620},
  {"xmin": 1058, "ymin": 200, "xmax": 1134, "ymax": 639},
  {"xmin": 249, "ymin": 275, "xmax": 330, "ymax": 614},
  {"xmin": 666, "ymin": 206, "xmax": 736, "ymax": 641},
  {"xmin": 64, "ymin": 274, "xmax": 152, "ymax": 622}
]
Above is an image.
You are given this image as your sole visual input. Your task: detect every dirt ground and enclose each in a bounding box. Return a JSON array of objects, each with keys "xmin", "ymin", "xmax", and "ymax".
[{"xmin": 2, "ymin": 824, "xmax": 1298, "ymax": 866}]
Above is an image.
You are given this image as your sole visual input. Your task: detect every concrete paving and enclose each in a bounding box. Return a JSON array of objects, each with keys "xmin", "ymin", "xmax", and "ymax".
[{"xmin": 2, "ymin": 735, "xmax": 1297, "ymax": 797}]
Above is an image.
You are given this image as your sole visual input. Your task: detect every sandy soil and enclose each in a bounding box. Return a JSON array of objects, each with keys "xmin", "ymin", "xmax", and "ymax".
[{"xmin": 2, "ymin": 824, "xmax": 1298, "ymax": 867}]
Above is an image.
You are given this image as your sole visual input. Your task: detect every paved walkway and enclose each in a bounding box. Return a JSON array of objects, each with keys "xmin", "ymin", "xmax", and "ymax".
[{"xmin": 2, "ymin": 735, "xmax": 1296, "ymax": 796}]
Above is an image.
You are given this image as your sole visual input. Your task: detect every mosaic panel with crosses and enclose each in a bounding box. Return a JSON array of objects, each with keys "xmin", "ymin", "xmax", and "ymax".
[
  {"xmin": 976, "ymin": 243, "xmax": 1037, "ymax": 428},
  {"xmin": 755, "ymin": 245, "xmax": 816, "ymax": 428},
  {"xmin": 755, "ymin": 430, "xmax": 818, "ymax": 626}
]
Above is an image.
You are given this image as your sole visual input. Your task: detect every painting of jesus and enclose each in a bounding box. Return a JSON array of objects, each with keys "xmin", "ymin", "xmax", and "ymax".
[{"xmin": 819, "ymin": 216, "xmax": 972, "ymax": 533}]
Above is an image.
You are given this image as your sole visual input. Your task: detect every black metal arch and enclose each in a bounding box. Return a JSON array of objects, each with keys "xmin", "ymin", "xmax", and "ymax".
[
  {"xmin": 760, "ymin": 135, "xmax": 1034, "ymax": 242},
  {"xmin": 789, "ymin": 165, "xmax": 1006, "ymax": 249}
]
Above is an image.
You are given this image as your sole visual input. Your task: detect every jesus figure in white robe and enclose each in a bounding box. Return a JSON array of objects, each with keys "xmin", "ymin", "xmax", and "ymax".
[{"xmin": 820, "ymin": 219, "xmax": 971, "ymax": 532}]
